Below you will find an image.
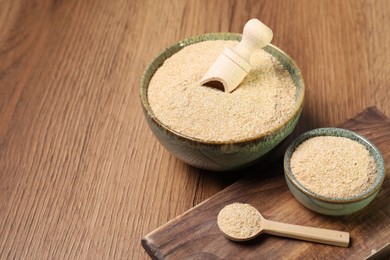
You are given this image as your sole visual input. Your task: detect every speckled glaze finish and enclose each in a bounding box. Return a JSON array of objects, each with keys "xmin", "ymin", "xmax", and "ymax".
[
  {"xmin": 140, "ymin": 33, "xmax": 304, "ymax": 171},
  {"xmin": 284, "ymin": 128, "xmax": 385, "ymax": 215}
]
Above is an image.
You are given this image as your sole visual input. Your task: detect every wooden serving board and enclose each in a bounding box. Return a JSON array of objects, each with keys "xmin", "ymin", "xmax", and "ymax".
[{"xmin": 142, "ymin": 107, "xmax": 390, "ymax": 259}]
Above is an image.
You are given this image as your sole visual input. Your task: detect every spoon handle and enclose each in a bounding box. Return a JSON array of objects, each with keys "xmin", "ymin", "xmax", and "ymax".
[{"xmin": 263, "ymin": 219, "xmax": 350, "ymax": 247}]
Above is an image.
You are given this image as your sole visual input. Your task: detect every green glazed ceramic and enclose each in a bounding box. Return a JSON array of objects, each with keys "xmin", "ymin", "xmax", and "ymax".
[
  {"xmin": 284, "ymin": 128, "xmax": 385, "ymax": 215},
  {"xmin": 140, "ymin": 33, "xmax": 305, "ymax": 171}
]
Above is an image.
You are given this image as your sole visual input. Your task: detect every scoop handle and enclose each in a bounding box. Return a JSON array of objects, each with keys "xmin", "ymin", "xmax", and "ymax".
[
  {"xmin": 232, "ymin": 19, "xmax": 273, "ymax": 63},
  {"xmin": 262, "ymin": 219, "xmax": 350, "ymax": 247}
]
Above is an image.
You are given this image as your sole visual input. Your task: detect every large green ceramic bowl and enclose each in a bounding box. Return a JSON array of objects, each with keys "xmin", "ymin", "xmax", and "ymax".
[
  {"xmin": 284, "ymin": 128, "xmax": 385, "ymax": 215},
  {"xmin": 140, "ymin": 33, "xmax": 304, "ymax": 171}
]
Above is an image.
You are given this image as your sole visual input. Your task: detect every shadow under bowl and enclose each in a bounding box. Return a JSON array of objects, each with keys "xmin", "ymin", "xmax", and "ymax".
[
  {"xmin": 140, "ymin": 33, "xmax": 304, "ymax": 171},
  {"xmin": 284, "ymin": 127, "xmax": 385, "ymax": 215}
]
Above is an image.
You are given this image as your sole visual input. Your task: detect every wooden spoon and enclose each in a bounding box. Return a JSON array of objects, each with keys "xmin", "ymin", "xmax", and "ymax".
[{"xmin": 217, "ymin": 203, "xmax": 350, "ymax": 247}]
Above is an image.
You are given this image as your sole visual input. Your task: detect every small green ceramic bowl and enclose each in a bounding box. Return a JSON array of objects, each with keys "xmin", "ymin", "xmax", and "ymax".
[
  {"xmin": 284, "ymin": 128, "xmax": 385, "ymax": 215},
  {"xmin": 140, "ymin": 33, "xmax": 304, "ymax": 171}
]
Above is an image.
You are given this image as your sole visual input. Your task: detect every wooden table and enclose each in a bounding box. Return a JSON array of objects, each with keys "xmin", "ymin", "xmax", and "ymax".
[{"xmin": 1, "ymin": 0, "xmax": 389, "ymax": 259}]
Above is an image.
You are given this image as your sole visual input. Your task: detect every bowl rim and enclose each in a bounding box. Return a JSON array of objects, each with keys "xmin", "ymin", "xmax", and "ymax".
[
  {"xmin": 139, "ymin": 32, "xmax": 305, "ymax": 145},
  {"xmin": 284, "ymin": 127, "xmax": 386, "ymax": 203}
]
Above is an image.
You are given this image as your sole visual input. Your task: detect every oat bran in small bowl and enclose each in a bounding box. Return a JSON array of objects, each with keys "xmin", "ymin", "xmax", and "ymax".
[{"xmin": 284, "ymin": 128, "xmax": 385, "ymax": 215}]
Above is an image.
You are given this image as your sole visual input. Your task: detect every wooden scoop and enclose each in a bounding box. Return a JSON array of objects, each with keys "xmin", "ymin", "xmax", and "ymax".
[
  {"xmin": 200, "ymin": 19, "xmax": 273, "ymax": 93},
  {"xmin": 217, "ymin": 203, "xmax": 350, "ymax": 247}
]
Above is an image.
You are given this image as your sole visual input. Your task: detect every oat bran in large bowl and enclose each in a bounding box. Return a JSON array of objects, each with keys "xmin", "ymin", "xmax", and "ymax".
[{"xmin": 140, "ymin": 33, "xmax": 304, "ymax": 171}]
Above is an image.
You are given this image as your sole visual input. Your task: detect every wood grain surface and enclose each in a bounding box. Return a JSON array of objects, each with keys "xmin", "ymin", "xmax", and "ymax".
[
  {"xmin": 0, "ymin": 0, "xmax": 390, "ymax": 259},
  {"xmin": 142, "ymin": 107, "xmax": 390, "ymax": 259}
]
